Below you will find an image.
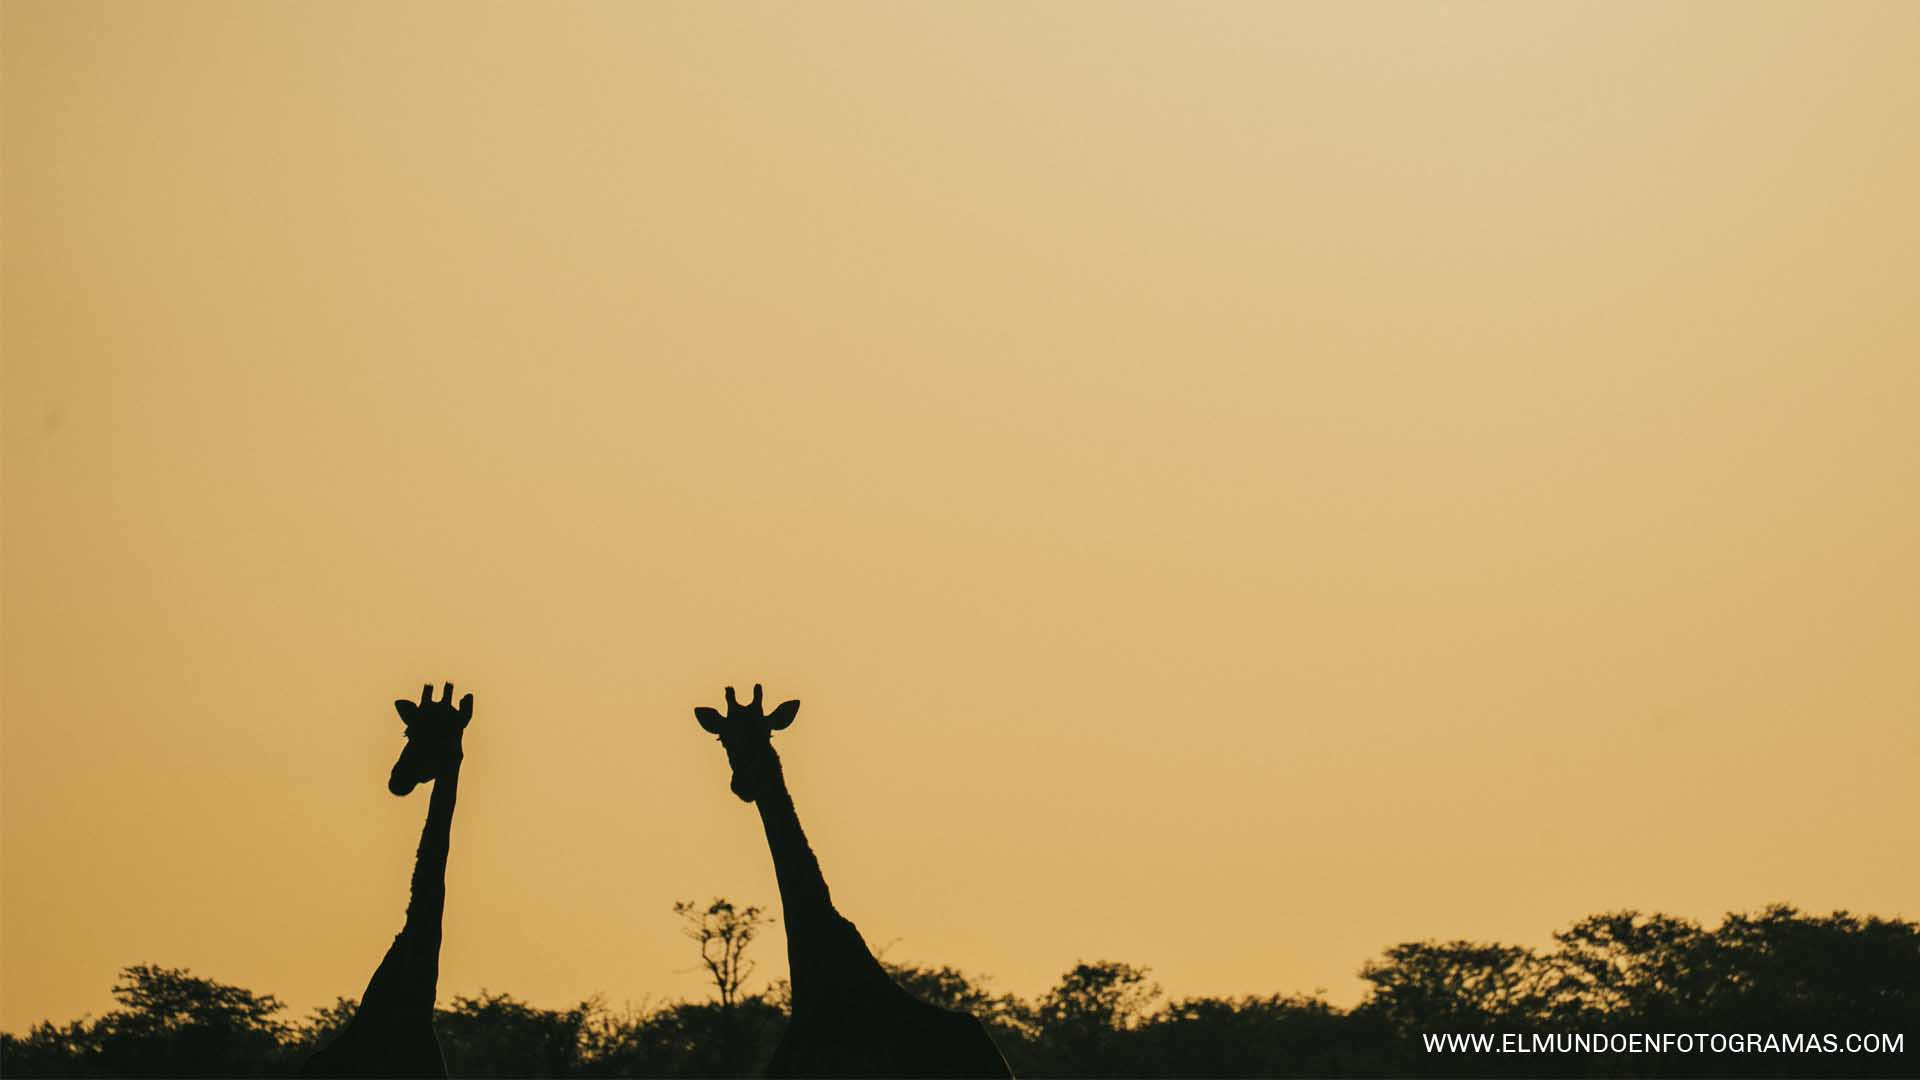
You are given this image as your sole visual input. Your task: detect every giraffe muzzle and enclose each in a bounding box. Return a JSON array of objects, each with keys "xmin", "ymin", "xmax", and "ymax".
[
  {"xmin": 389, "ymin": 765, "xmax": 420, "ymax": 797},
  {"xmin": 730, "ymin": 772, "xmax": 758, "ymax": 802}
]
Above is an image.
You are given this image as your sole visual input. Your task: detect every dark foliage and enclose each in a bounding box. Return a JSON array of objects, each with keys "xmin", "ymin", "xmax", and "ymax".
[
  {"xmin": 0, "ymin": 965, "xmax": 295, "ymax": 1078},
  {"xmin": 5, "ymin": 905, "xmax": 1915, "ymax": 1077},
  {"xmin": 574, "ymin": 997, "xmax": 784, "ymax": 1077}
]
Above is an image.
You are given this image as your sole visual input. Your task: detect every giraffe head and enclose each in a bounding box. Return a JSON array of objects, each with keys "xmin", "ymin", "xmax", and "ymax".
[
  {"xmin": 694, "ymin": 684, "xmax": 800, "ymax": 803},
  {"xmin": 389, "ymin": 682, "xmax": 472, "ymax": 796}
]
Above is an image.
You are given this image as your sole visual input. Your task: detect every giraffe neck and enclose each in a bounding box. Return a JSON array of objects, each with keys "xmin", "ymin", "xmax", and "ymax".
[
  {"xmin": 341, "ymin": 755, "xmax": 462, "ymax": 1034},
  {"xmin": 754, "ymin": 749, "xmax": 893, "ymax": 1006},
  {"xmin": 755, "ymin": 749, "xmax": 834, "ymax": 928},
  {"xmin": 402, "ymin": 757, "xmax": 460, "ymax": 951}
]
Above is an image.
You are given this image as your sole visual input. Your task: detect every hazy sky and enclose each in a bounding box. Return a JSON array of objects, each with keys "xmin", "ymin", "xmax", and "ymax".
[{"xmin": 5, "ymin": 1, "xmax": 1918, "ymax": 1032}]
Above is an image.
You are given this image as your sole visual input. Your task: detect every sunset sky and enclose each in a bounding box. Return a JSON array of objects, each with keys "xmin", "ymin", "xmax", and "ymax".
[{"xmin": 5, "ymin": 1, "xmax": 1918, "ymax": 1032}]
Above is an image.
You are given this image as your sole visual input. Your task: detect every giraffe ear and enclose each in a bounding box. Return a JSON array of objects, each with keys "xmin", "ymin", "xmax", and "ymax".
[
  {"xmin": 394, "ymin": 699, "xmax": 418, "ymax": 727},
  {"xmin": 767, "ymin": 699, "xmax": 800, "ymax": 730},
  {"xmin": 695, "ymin": 706, "xmax": 725, "ymax": 733}
]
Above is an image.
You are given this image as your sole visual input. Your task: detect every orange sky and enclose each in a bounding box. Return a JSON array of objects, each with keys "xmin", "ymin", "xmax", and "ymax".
[{"xmin": 5, "ymin": 0, "xmax": 1918, "ymax": 1032}]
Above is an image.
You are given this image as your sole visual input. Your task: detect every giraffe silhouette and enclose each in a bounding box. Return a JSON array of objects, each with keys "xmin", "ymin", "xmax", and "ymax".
[
  {"xmin": 304, "ymin": 682, "xmax": 472, "ymax": 1078},
  {"xmin": 695, "ymin": 684, "xmax": 1012, "ymax": 1077}
]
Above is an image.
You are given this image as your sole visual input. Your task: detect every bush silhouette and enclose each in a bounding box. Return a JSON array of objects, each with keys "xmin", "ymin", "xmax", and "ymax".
[{"xmin": 6, "ymin": 905, "xmax": 1917, "ymax": 1077}]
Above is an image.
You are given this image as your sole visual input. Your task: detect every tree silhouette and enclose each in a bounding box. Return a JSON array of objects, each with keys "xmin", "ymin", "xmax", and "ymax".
[
  {"xmin": 1546, "ymin": 910, "xmax": 1714, "ymax": 1022},
  {"xmin": 434, "ymin": 992, "xmax": 593, "ymax": 1077},
  {"xmin": 1356, "ymin": 942, "xmax": 1551, "ymax": 1033},
  {"xmin": 1030, "ymin": 960, "xmax": 1161, "ymax": 1073},
  {"xmin": 671, "ymin": 899, "xmax": 769, "ymax": 1011},
  {"xmin": 1132, "ymin": 994, "xmax": 1356, "ymax": 1077},
  {"xmin": 0, "ymin": 965, "xmax": 292, "ymax": 1078}
]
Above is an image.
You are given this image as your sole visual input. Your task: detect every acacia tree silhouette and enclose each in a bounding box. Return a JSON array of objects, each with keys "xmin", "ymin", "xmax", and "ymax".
[
  {"xmin": 304, "ymin": 682, "xmax": 473, "ymax": 1078},
  {"xmin": 676, "ymin": 898, "xmax": 770, "ymax": 1010},
  {"xmin": 693, "ymin": 684, "xmax": 1012, "ymax": 1078}
]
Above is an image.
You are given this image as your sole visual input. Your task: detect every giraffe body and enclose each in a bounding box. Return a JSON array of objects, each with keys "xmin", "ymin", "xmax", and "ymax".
[{"xmin": 772, "ymin": 980, "xmax": 1010, "ymax": 1077}]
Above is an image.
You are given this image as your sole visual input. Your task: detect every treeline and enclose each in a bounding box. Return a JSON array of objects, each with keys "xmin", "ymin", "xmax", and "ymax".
[{"xmin": 4, "ymin": 905, "xmax": 1915, "ymax": 1077}]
